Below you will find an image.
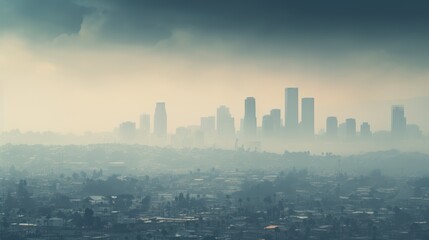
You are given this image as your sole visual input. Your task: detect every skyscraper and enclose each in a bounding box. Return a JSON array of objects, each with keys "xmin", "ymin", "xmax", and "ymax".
[
  {"xmin": 301, "ymin": 97, "xmax": 315, "ymax": 137},
  {"xmin": 326, "ymin": 116, "xmax": 338, "ymax": 138},
  {"xmin": 243, "ymin": 97, "xmax": 257, "ymax": 137},
  {"xmin": 285, "ymin": 88, "xmax": 299, "ymax": 134},
  {"xmin": 270, "ymin": 109, "xmax": 282, "ymax": 132},
  {"xmin": 139, "ymin": 113, "xmax": 150, "ymax": 135},
  {"xmin": 119, "ymin": 121, "xmax": 137, "ymax": 141},
  {"xmin": 216, "ymin": 105, "xmax": 235, "ymax": 137},
  {"xmin": 154, "ymin": 102, "xmax": 167, "ymax": 138},
  {"xmin": 262, "ymin": 114, "xmax": 273, "ymax": 136},
  {"xmin": 391, "ymin": 105, "xmax": 406, "ymax": 137},
  {"xmin": 345, "ymin": 118, "xmax": 356, "ymax": 138},
  {"xmin": 360, "ymin": 122, "xmax": 372, "ymax": 138}
]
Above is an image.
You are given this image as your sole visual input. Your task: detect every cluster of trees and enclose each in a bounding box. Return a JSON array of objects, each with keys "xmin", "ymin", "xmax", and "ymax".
[
  {"xmin": 83, "ymin": 175, "xmax": 138, "ymax": 196},
  {"xmin": 3, "ymin": 180, "xmax": 35, "ymax": 213},
  {"xmin": 173, "ymin": 192, "xmax": 206, "ymax": 211}
]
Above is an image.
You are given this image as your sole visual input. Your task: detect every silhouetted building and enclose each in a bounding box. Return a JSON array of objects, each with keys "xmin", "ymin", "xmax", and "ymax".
[
  {"xmin": 154, "ymin": 102, "xmax": 167, "ymax": 138},
  {"xmin": 119, "ymin": 121, "xmax": 137, "ymax": 141},
  {"xmin": 326, "ymin": 116, "xmax": 338, "ymax": 138},
  {"xmin": 285, "ymin": 88, "xmax": 299, "ymax": 134},
  {"xmin": 391, "ymin": 105, "xmax": 406, "ymax": 138},
  {"xmin": 345, "ymin": 118, "xmax": 356, "ymax": 138},
  {"xmin": 216, "ymin": 105, "xmax": 235, "ymax": 138},
  {"xmin": 270, "ymin": 109, "xmax": 282, "ymax": 132},
  {"xmin": 360, "ymin": 122, "xmax": 372, "ymax": 138},
  {"xmin": 139, "ymin": 114, "xmax": 150, "ymax": 135},
  {"xmin": 262, "ymin": 114, "xmax": 273, "ymax": 136},
  {"xmin": 301, "ymin": 97, "xmax": 314, "ymax": 137},
  {"xmin": 243, "ymin": 97, "xmax": 257, "ymax": 137}
]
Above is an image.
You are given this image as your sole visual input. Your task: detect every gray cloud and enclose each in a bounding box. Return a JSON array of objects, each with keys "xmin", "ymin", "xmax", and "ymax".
[
  {"xmin": 1, "ymin": 0, "xmax": 429, "ymax": 66},
  {"xmin": 0, "ymin": 0, "xmax": 92, "ymax": 39}
]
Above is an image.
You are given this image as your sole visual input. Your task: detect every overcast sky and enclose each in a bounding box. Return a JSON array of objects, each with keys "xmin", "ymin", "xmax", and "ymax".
[{"xmin": 1, "ymin": 0, "xmax": 429, "ymax": 133}]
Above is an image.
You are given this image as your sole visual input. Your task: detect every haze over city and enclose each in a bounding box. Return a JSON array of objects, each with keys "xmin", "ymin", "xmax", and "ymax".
[
  {"xmin": 1, "ymin": 0, "xmax": 429, "ymax": 135},
  {"xmin": 2, "ymin": 1, "xmax": 429, "ymax": 239}
]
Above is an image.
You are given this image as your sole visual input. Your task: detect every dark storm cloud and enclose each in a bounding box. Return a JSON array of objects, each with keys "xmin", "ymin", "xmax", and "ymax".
[
  {"xmin": 0, "ymin": 0, "xmax": 93, "ymax": 39},
  {"xmin": 1, "ymin": 0, "xmax": 429, "ymax": 63},
  {"xmin": 96, "ymin": 0, "xmax": 429, "ymax": 39},
  {"xmin": 2, "ymin": 0, "xmax": 429, "ymax": 40}
]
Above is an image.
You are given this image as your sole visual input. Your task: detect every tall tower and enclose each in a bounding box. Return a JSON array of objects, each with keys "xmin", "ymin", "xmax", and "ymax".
[
  {"xmin": 154, "ymin": 102, "xmax": 167, "ymax": 137},
  {"xmin": 301, "ymin": 98, "xmax": 315, "ymax": 137},
  {"xmin": 285, "ymin": 88, "xmax": 299, "ymax": 134},
  {"xmin": 119, "ymin": 121, "xmax": 137, "ymax": 141},
  {"xmin": 270, "ymin": 109, "xmax": 281, "ymax": 132},
  {"xmin": 243, "ymin": 97, "xmax": 257, "ymax": 137},
  {"xmin": 262, "ymin": 114, "xmax": 273, "ymax": 136},
  {"xmin": 345, "ymin": 118, "xmax": 356, "ymax": 138},
  {"xmin": 216, "ymin": 105, "xmax": 235, "ymax": 138},
  {"xmin": 360, "ymin": 122, "xmax": 372, "ymax": 138},
  {"xmin": 326, "ymin": 116, "xmax": 338, "ymax": 138},
  {"xmin": 391, "ymin": 105, "xmax": 406, "ymax": 137}
]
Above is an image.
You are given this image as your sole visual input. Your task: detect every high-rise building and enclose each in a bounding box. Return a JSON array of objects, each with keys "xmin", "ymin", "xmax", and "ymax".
[
  {"xmin": 391, "ymin": 105, "xmax": 406, "ymax": 137},
  {"xmin": 119, "ymin": 121, "xmax": 137, "ymax": 141},
  {"xmin": 301, "ymin": 97, "xmax": 315, "ymax": 137},
  {"xmin": 285, "ymin": 88, "xmax": 299, "ymax": 134},
  {"xmin": 139, "ymin": 113, "xmax": 150, "ymax": 135},
  {"xmin": 345, "ymin": 118, "xmax": 356, "ymax": 138},
  {"xmin": 243, "ymin": 97, "xmax": 257, "ymax": 137},
  {"xmin": 262, "ymin": 114, "xmax": 273, "ymax": 136},
  {"xmin": 216, "ymin": 105, "xmax": 235, "ymax": 137},
  {"xmin": 270, "ymin": 109, "xmax": 282, "ymax": 132},
  {"xmin": 360, "ymin": 122, "xmax": 372, "ymax": 138},
  {"xmin": 326, "ymin": 116, "xmax": 338, "ymax": 138},
  {"xmin": 154, "ymin": 102, "xmax": 167, "ymax": 137}
]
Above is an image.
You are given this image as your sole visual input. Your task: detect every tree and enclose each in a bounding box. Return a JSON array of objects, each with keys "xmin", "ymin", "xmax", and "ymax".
[
  {"xmin": 4, "ymin": 192, "xmax": 17, "ymax": 212},
  {"xmin": 52, "ymin": 194, "xmax": 71, "ymax": 208},
  {"xmin": 83, "ymin": 208, "xmax": 94, "ymax": 228},
  {"xmin": 16, "ymin": 180, "xmax": 35, "ymax": 211},
  {"xmin": 141, "ymin": 196, "xmax": 151, "ymax": 212},
  {"xmin": 115, "ymin": 194, "xmax": 134, "ymax": 212}
]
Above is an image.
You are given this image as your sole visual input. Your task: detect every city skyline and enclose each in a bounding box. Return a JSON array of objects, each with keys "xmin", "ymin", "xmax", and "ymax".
[
  {"xmin": 1, "ymin": 1, "xmax": 429, "ymax": 134},
  {"xmin": 2, "ymin": 2, "xmax": 429, "ymax": 239},
  {"xmin": 112, "ymin": 87, "xmax": 423, "ymax": 139},
  {"xmin": 2, "ymin": 86, "xmax": 428, "ymax": 136}
]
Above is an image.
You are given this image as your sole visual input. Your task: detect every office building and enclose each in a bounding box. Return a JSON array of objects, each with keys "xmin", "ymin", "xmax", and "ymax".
[
  {"xmin": 216, "ymin": 105, "xmax": 235, "ymax": 137},
  {"xmin": 360, "ymin": 122, "xmax": 372, "ymax": 138},
  {"xmin": 243, "ymin": 97, "xmax": 257, "ymax": 137},
  {"xmin": 119, "ymin": 121, "xmax": 137, "ymax": 140},
  {"xmin": 262, "ymin": 114, "xmax": 273, "ymax": 136},
  {"xmin": 391, "ymin": 105, "xmax": 406, "ymax": 137},
  {"xmin": 326, "ymin": 116, "xmax": 338, "ymax": 138},
  {"xmin": 345, "ymin": 118, "xmax": 356, "ymax": 138},
  {"xmin": 154, "ymin": 102, "xmax": 167, "ymax": 137},
  {"xmin": 285, "ymin": 88, "xmax": 299, "ymax": 133},
  {"xmin": 270, "ymin": 109, "xmax": 282, "ymax": 132},
  {"xmin": 301, "ymin": 97, "xmax": 315, "ymax": 137}
]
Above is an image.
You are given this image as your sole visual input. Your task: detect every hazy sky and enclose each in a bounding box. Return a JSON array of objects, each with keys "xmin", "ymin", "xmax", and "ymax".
[{"xmin": 1, "ymin": 0, "xmax": 429, "ymax": 134}]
